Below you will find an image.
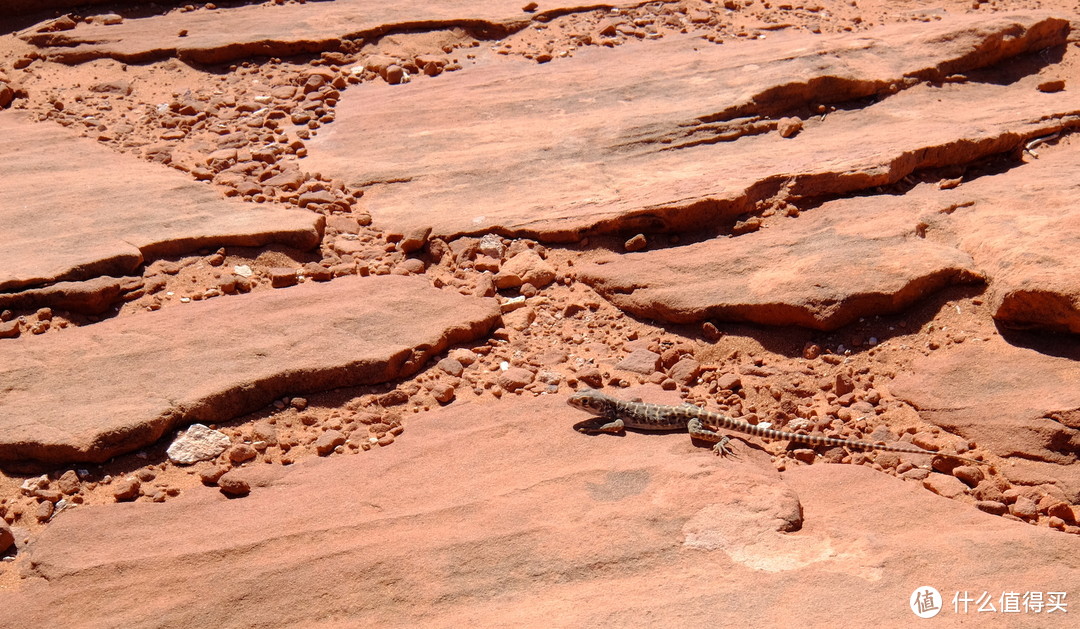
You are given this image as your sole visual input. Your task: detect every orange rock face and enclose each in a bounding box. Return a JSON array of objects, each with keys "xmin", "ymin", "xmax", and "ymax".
[
  {"xmin": 0, "ymin": 276, "xmax": 498, "ymax": 463},
  {"xmin": 0, "ymin": 112, "xmax": 323, "ymax": 294},
  {"xmin": 3, "ymin": 1, "xmax": 1080, "ymax": 626},
  {"xmin": 2, "ymin": 396, "xmax": 1079, "ymax": 627}
]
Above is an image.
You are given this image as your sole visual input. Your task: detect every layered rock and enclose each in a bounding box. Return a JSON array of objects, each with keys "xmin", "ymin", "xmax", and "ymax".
[
  {"xmin": 305, "ymin": 14, "xmax": 1073, "ymax": 241},
  {"xmin": 0, "ymin": 276, "xmax": 499, "ymax": 463},
  {"xmin": 3, "ymin": 396, "xmax": 1077, "ymax": 627},
  {"xmin": 577, "ymin": 194, "xmax": 983, "ymax": 330},
  {"xmin": 939, "ymin": 145, "xmax": 1080, "ymax": 334},
  {"xmin": 889, "ymin": 336, "xmax": 1080, "ymax": 499},
  {"xmin": 0, "ymin": 112, "xmax": 322, "ymax": 295},
  {"xmin": 18, "ymin": 0, "xmax": 648, "ymax": 65}
]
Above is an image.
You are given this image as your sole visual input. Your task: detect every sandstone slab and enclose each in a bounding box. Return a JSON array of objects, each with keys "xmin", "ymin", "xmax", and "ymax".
[
  {"xmin": 19, "ymin": 0, "xmax": 645, "ymax": 65},
  {"xmin": 0, "ymin": 276, "xmax": 140, "ymax": 315},
  {"xmin": 305, "ymin": 14, "xmax": 1074, "ymax": 241},
  {"xmin": 0, "ymin": 275, "xmax": 499, "ymax": 463},
  {"xmin": 0, "ymin": 112, "xmax": 322, "ymax": 294},
  {"xmin": 933, "ymin": 144, "xmax": 1080, "ymax": 334},
  {"xmin": 580, "ymin": 137, "xmax": 1080, "ymax": 332},
  {"xmin": 578, "ymin": 194, "xmax": 983, "ymax": 329},
  {"xmin": 890, "ymin": 337, "xmax": 1080, "ymax": 498},
  {"xmin": 2, "ymin": 395, "xmax": 1077, "ymax": 627}
]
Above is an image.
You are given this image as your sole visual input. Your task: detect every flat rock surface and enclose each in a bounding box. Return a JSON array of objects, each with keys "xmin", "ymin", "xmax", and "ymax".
[
  {"xmin": 583, "ymin": 138, "xmax": 1080, "ymax": 332},
  {"xmin": 2, "ymin": 395, "xmax": 1077, "ymax": 627},
  {"xmin": 20, "ymin": 0, "xmax": 645, "ymax": 65},
  {"xmin": 936, "ymin": 145, "xmax": 1080, "ymax": 334},
  {"xmin": 0, "ymin": 276, "xmax": 139, "ymax": 315},
  {"xmin": 577, "ymin": 194, "xmax": 983, "ymax": 329},
  {"xmin": 306, "ymin": 13, "xmax": 1072, "ymax": 241},
  {"xmin": 889, "ymin": 336, "xmax": 1080, "ymax": 497},
  {"xmin": 0, "ymin": 112, "xmax": 322, "ymax": 293},
  {"xmin": 573, "ymin": 82, "xmax": 1080, "ymax": 329},
  {"xmin": 0, "ymin": 276, "xmax": 499, "ymax": 463}
]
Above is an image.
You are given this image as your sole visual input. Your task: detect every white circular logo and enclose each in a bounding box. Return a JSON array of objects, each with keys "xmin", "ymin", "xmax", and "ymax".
[{"xmin": 910, "ymin": 586, "xmax": 943, "ymax": 618}]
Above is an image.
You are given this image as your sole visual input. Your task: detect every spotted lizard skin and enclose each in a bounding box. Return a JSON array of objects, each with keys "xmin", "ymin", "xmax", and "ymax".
[{"xmin": 568, "ymin": 389, "xmax": 978, "ymax": 464}]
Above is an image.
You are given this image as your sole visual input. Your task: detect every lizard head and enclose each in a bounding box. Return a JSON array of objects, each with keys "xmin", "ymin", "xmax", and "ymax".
[{"xmin": 567, "ymin": 388, "xmax": 614, "ymax": 417}]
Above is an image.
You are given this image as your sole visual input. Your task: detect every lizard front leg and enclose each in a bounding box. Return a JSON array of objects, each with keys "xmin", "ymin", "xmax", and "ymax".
[
  {"xmin": 688, "ymin": 417, "xmax": 734, "ymax": 456},
  {"xmin": 575, "ymin": 417, "xmax": 626, "ymax": 434}
]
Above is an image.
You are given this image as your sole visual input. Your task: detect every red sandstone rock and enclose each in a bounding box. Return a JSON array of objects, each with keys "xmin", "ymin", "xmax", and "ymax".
[
  {"xmin": 668, "ymin": 357, "xmax": 701, "ymax": 385},
  {"xmin": 578, "ymin": 193, "xmax": 982, "ymax": 329},
  {"xmin": 493, "ymin": 250, "xmax": 556, "ymax": 289},
  {"xmin": 497, "ymin": 367, "xmax": 534, "ymax": 392},
  {"xmin": 111, "ymin": 477, "xmax": 140, "ymax": 502},
  {"xmin": 890, "ymin": 336, "xmax": 1080, "ymax": 500},
  {"xmin": 21, "ymin": 1, "xmax": 647, "ymax": 65},
  {"xmin": 5, "ymin": 396, "xmax": 1079, "ymax": 626},
  {"xmin": 616, "ymin": 349, "xmax": 661, "ymax": 375},
  {"xmin": 0, "ymin": 276, "xmax": 499, "ymax": 464},
  {"xmin": 227, "ymin": 444, "xmax": 258, "ymax": 465},
  {"xmin": 314, "ymin": 430, "xmax": 346, "ymax": 456},
  {"xmin": 940, "ymin": 144, "xmax": 1080, "ymax": 334},
  {"xmin": 4, "ymin": 5, "xmax": 1080, "ymax": 626},
  {"xmin": 0, "ymin": 522, "xmax": 13, "ymax": 553},
  {"xmin": 430, "ymin": 383, "xmax": 455, "ymax": 404},
  {"xmin": 0, "ymin": 112, "xmax": 322, "ymax": 294},
  {"xmin": 0, "ymin": 276, "xmax": 141, "ymax": 315},
  {"xmin": 216, "ymin": 471, "xmax": 250, "ymax": 497},
  {"xmin": 305, "ymin": 14, "xmax": 1070, "ymax": 241}
]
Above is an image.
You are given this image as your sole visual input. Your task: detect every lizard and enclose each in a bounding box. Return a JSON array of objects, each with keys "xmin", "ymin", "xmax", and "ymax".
[{"xmin": 567, "ymin": 388, "xmax": 980, "ymax": 465}]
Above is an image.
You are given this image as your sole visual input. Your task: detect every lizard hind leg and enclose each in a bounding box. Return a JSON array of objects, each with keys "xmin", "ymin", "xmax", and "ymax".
[{"xmin": 687, "ymin": 417, "xmax": 736, "ymax": 456}]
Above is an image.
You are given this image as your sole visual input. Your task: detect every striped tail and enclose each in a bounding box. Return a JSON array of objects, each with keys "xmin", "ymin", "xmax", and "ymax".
[{"xmin": 700, "ymin": 409, "xmax": 979, "ymax": 464}]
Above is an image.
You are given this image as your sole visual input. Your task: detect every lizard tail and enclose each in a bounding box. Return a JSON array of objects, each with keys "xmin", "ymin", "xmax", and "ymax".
[{"xmin": 713, "ymin": 414, "xmax": 979, "ymax": 464}]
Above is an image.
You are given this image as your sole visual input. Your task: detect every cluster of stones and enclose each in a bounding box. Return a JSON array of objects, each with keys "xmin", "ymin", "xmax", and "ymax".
[
  {"xmin": 494, "ymin": 1, "xmax": 866, "ymax": 62},
  {"xmin": 58, "ymin": 63, "xmax": 357, "ymax": 209},
  {"xmin": 122, "ymin": 224, "xmax": 430, "ymax": 315},
  {"xmin": 0, "ymin": 465, "xmax": 180, "ymax": 534},
  {"xmin": 165, "ymin": 395, "xmax": 408, "ymax": 497},
  {"xmin": 0, "ymin": 307, "xmax": 64, "ymax": 339}
]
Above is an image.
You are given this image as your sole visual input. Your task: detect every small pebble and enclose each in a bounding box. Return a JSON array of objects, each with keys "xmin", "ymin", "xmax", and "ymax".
[
  {"xmin": 228, "ymin": 444, "xmax": 258, "ymax": 464},
  {"xmin": 431, "ymin": 383, "xmax": 456, "ymax": 404},
  {"xmin": 314, "ymin": 430, "xmax": 346, "ymax": 456},
  {"xmin": 624, "ymin": 234, "xmax": 647, "ymax": 252},
  {"xmin": 497, "ymin": 367, "xmax": 535, "ymax": 392},
  {"xmin": 777, "ymin": 117, "xmax": 803, "ymax": 138},
  {"xmin": 35, "ymin": 500, "xmax": 54, "ymax": 522},
  {"xmin": 112, "ymin": 477, "xmax": 141, "ymax": 502},
  {"xmin": 217, "ymin": 472, "xmax": 251, "ymax": 497},
  {"xmin": 1037, "ymin": 79, "xmax": 1065, "ymax": 93}
]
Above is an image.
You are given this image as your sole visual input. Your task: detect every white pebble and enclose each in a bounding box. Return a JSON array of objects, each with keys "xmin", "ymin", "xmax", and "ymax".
[{"xmin": 500, "ymin": 296, "xmax": 526, "ymax": 313}]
